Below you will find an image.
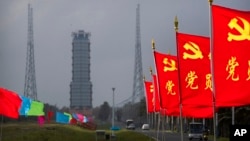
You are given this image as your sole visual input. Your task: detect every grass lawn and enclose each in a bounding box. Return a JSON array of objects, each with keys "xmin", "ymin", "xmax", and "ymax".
[
  {"xmin": 0, "ymin": 122, "xmax": 154, "ymax": 141},
  {"xmin": 208, "ymin": 136, "xmax": 229, "ymax": 141}
]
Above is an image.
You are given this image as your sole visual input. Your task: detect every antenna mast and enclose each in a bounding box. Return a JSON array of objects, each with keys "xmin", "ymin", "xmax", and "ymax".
[
  {"xmin": 24, "ymin": 3, "xmax": 37, "ymax": 100},
  {"xmin": 132, "ymin": 4, "xmax": 144, "ymax": 103}
]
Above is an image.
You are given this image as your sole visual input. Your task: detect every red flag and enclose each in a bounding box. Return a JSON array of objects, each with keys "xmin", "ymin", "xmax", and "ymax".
[
  {"xmin": 47, "ymin": 111, "xmax": 54, "ymax": 123},
  {"xmin": 176, "ymin": 32, "xmax": 213, "ymax": 118},
  {"xmin": 153, "ymin": 51, "xmax": 180, "ymax": 116},
  {"xmin": 143, "ymin": 80, "xmax": 154, "ymax": 113},
  {"xmin": 176, "ymin": 32, "xmax": 213, "ymax": 108},
  {"xmin": 153, "ymin": 50, "xmax": 213, "ymax": 118},
  {"xmin": 70, "ymin": 118, "xmax": 77, "ymax": 125},
  {"xmin": 152, "ymin": 74, "xmax": 160, "ymax": 112},
  {"xmin": 0, "ymin": 87, "xmax": 22, "ymax": 119},
  {"xmin": 182, "ymin": 106, "xmax": 213, "ymax": 118},
  {"xmin": 212, "ymin": 5, "xmax": 250, "ymax": 107}
]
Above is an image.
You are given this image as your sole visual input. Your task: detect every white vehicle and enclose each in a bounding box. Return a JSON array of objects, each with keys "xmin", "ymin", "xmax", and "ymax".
[
  {"xmin": 141, "ymin": 124, "xmax": 149, "ymax": 130},
  {"xmin": 126, "ymin": 119, "xmax": 134, "ymax": 129},
  {"xmin": 127, "ymin": 123, "xmax": 136, "ymax": 130}
]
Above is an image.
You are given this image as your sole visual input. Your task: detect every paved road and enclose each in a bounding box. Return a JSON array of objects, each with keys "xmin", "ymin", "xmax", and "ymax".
[{"xmin": 138, "ymin": 130, "xmax": 210, "ymax": 141}]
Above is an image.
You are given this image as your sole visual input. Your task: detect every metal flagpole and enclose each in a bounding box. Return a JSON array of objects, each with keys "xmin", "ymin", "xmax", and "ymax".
[
  {"xmin": 150, "ymin": 113, "xmax": 154, "ymax": 129},
  {"xmin": 154, "ymin": 112, "xmax": 157, "ymax": 132},
  {"xmin": 208, "ymin": 0, "xmax": 217, "ymax": 141},
  {"xmin": 147, "ymin": 113, "xmax": 150, "ymax": 125},
  {"xmin": 232, "ymin": 107, "xmax": 235, "ymax": 125},
  {"xmin": 157, "ymin": 112, "xmax": 161, "ymax": 141},
  {"xmin": 174, "ymin": 16, "xmax": 184, "ymax": 141},
  {"xmin": 171, "ymin": 116, "xmax": 174, "ymax": 131},
  {"xmin": 0, "ymin": 115, "xmax": 3, "ymax": 141},
  {"xmin": 161, "ymin": 113, "xmax": 164, "ymax": 141},
  {"xmin": 150, "ymin": 113, "xmax": 151, "ymax": 129},
  {"xmin": 152, "ymin": 113, "xmax": 154, "ymax": 129},
  {"xmin": 162, "ymin": 110, "xmax": 166, "ymax": 141}
]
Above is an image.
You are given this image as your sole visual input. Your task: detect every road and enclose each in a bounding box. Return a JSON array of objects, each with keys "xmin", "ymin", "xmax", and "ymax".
[{"xmin": 138, "ymin": 130, "xmax": 210, "ymax": 141}]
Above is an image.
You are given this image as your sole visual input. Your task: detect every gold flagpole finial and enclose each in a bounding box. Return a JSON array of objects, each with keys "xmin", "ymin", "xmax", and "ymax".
[
  {"xmin": 174, "ymin": 16, "xmax": 178, "ymax": 32},
  {"xmin": 167, "ymin": 49, "xmax": 171, "ymax": 55},
  {"xmin": 208, "ymin": 0, "xmax": 213, "ymax": 6},
  {"xmin": 149, "ymin": 66, "xmax": 153, "ymax": 75},
  {"xmin": 152, "ymin": 39, "xmax": 155, "ymax": 50}
]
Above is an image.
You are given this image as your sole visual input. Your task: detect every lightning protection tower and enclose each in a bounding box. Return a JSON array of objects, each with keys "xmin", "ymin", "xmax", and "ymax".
[
  {"xmin": 132, "ymin": 4, "xmax": 144, "ymax": 103},
  {"xmin": 24, "ymin": 3, "xmax": 37, "ymax": 100}
]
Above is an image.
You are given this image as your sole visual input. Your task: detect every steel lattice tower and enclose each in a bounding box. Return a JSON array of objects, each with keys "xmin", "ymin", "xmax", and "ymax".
[
  {"xmin": 24, "ymin": 4, "xmax": 37, "ymax": 100},
  {"xmin": 132, "ymin": 4, "xmax": 144, "ymax": 103}
]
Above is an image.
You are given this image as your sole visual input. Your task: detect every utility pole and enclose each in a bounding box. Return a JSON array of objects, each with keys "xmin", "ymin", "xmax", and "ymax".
[{"xmin": 112, "ymin": 87, "xmax": 115, "ymax": 137}]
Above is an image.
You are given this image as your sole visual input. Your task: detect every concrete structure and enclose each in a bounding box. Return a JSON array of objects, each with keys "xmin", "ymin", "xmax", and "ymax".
[{"xmin": 70, "ymin": 30, "xmax": 92, "ymax": 110}]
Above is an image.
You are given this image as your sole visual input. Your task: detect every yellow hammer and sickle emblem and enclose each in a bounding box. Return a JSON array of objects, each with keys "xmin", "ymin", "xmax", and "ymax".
[
  {"xmin": 150, "ymin": 85, "xmax": 154, "ymax": 93},
  {"xmin": 208, "ymin": 52, "xmax": 211, "ymax": 60},
  {"xmin": 163, "ymin": 58, "xmax": 177, "ymax": 72},
  {"xmin": 228, "ymin": 17, "xmax": 250, "ymax": 41},
  {"xmin": 152, "ymin": 97, "xmax": 155, "ymax": 105},
  {"xmin": 183, "ymin": 41, "xmax": 204, "ymax": 59}
]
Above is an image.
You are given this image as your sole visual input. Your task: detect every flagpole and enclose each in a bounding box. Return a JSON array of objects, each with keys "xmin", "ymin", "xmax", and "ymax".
[
  {"xmin": 149, "ymin": 66, "xmax": 154, "ymax": 131},
  {"xmin": 157, "ymin": 111, "xmax": 160, "ymax": 140},
  {"xmin": 232, "ymin": 107, "xmax": 235, "ymax": 125},
  {"xmin": 143, "ymin": 75, "xmax": 150, "ymax": 126},
  {"xmin": 150, "ymin": 66, "xmax": 157, "ymax": 138},
  {"xmin": 171, "ymin": 116, "xmax": 174, "ymax": 131},
  {"xmin": 208, "ymin": 0, "xmax": 217, "ymax": 141},
  {"xmin": 147, "ymin": 113, "xmax": 149, "ymax": 125},
  {"xmin": 0, "ymin": 115, "xmax": 3, "ymax": 141},
  {"xmin": 174, "ymin": 16, "xmax": 184, "ymax": 141},
  {"xmin": 163, "ymin": 109, "xmax": 166, "ymax": 141},
  {"xmin": 152, "ymin": 112, "xmax": 154, "ymax": 129}
]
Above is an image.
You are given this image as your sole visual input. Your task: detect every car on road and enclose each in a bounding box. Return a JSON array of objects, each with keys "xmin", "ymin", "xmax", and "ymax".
[
  {"xmin": 188, "ymin": 122, "xmax": 204, "ymax": 140},
  {"xmin": 127, "ymin": 123, "xmax": 136, "ymax": 130},
  {"xmin": 126, "ymin": 119, "xmax": 134, "ymax": 129},
  {"xmin": 141, "ymin": 124, "xmax": 149, "ymax": 130}
]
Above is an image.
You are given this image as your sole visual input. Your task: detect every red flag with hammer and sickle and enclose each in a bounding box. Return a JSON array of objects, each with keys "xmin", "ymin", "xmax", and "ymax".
[
  {"xmin": 212, "ymin": 5, "xmax": 250, "ymax": 107},
  {"xmin": 143, "ymin": 80, "xmax": 154, "ymax": 113},
  {"xmin": 153, "ymin": 51, "xmax": 180, "ymax": 116},
  {"xmin": 176, "ymin": 32, "xmax": 213, "ymax": 108}
]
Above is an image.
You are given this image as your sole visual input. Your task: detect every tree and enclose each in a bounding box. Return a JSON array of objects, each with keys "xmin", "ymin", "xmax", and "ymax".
[
  {"xmin": 98, "ymin": 101, "xmax": 111, "ymax": 121},
  {"xmin": 115, "ymin": 108, "xmax": 122, "ymax": 122},
  {"xmin": 139, "ymin": 98, "xmax": 147, "ymax": 117},
  {"xmin": 92, "ymin": 106, "xmax": 100, "ymax": 119}
]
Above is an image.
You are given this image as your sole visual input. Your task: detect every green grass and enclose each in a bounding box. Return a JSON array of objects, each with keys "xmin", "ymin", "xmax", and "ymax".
[
  {"xmin": 208, "ymin": 135, "xmax": 229, "ymax": 141},
  {"xmin": 1, "ymin": 123, "xmax": 95, "ymax": 141},
  {"xmin": 0, "ymin": 122, "xmax": 154, "ymax": 141}
]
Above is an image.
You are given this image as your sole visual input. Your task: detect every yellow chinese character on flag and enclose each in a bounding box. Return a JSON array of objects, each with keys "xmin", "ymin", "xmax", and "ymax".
[
  {"xmin": 165, "ymin": 80, "xmax": 176, "ymax": 95},
  {"xmin": 205, "ymin": 74, "xmax": 212, "ymax": 91},
  {"xmin": 226, "ymin": 56, "xmax": 239, "ymax": 81},
  {"xmin": 185, "ymin": 71, "xmax": 198, "ymax": 89}
]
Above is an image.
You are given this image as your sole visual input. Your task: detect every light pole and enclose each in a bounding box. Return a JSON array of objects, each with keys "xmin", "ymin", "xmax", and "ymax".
[{"xmin": 112, "ymin": 87, "xmax": 115, "ymax": 136}]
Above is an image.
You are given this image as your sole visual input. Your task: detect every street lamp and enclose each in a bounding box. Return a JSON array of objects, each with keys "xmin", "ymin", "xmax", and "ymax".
[{"xmin": 112, "ymin": 87, "xmax": 115, "ymax": 136}]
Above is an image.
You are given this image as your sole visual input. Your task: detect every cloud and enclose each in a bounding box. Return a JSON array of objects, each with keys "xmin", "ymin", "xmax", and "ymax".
[{"xmin": 1, "ymin": 0, "xmax": 250, "ymax": 108}]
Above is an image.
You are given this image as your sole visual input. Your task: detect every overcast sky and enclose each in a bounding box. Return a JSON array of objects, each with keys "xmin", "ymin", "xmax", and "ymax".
[{"xmin": 0, "ymin": 0, "xmax": 249, "ymax": 108}]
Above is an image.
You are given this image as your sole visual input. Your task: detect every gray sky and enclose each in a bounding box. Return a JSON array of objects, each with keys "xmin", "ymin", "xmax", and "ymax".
[{"xmin": 0, "ymin": 0, "xmax": 249, "ymax": 108}]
